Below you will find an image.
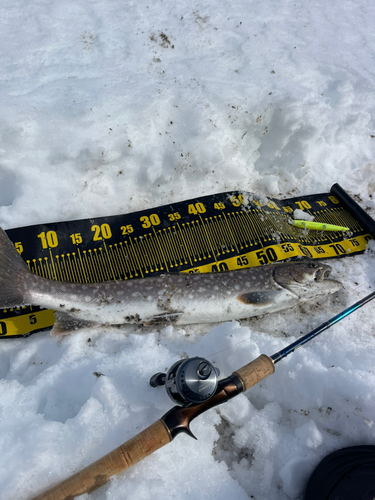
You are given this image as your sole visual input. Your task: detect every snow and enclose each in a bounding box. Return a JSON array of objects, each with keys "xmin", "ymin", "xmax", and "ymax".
[
  {"xmin": 293, "ymin": 209, "xmax": 314, "ymax": 221},
  {"xmin": 0, "ymin": 0, "xmax": 375, "ymax": 499}
]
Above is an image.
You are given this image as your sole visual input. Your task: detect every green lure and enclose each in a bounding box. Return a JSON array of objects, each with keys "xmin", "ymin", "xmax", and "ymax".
[{"xmin": 290, "ymin": 220, "xmax": 349, "ymax": 232}]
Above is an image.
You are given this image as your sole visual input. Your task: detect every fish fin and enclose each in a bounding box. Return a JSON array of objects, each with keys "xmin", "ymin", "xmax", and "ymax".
[
  {"xmin": 0, "ymin": 227, "xmax": 34, "ymax": 308},
  {"xmin": 143, "ymin": 312, "xmax": 183, "ymax": 326},
  {"xmin": 237, "ymin": 290, "xmax": 281, "ymax": 306},
  {"xmin": 51, "ymin": 312, "xmax": 98, "ymax": 336}
]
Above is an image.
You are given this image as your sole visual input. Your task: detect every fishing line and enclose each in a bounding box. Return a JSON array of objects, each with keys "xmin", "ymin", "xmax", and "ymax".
[{"xmin": 205, "ymin": 336, "xmax": 253, "ymax": 359}]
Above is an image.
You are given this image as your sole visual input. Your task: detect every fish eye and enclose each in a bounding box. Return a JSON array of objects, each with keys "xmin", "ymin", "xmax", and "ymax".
[{"xmin": 309, "ymin": 262, "xmax": 319, "ymax": 268}]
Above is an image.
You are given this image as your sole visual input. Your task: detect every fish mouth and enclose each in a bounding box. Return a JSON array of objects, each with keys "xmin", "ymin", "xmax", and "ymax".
[
  {"xmin": 314, "ymin": 267, "xmax": 331, "ymax": 282},
  {"xmin": 274, "ymin": 262, "xmax": 341, "ymax": 297}
]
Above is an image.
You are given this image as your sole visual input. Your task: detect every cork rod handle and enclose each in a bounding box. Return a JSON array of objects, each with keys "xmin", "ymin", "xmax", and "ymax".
[
  {"xmin": 30, "ymin": 419, "xmax": 172, "ymax": 500},
  {"xmin": 233, "ymin": 354, "xmax": 275, "ymax": 391}
]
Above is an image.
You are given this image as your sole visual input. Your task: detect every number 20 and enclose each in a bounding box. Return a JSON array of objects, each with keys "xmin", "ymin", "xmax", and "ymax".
[{"xmin": 91, "ymin": 224, "xmax": 112, "ymax": 241}]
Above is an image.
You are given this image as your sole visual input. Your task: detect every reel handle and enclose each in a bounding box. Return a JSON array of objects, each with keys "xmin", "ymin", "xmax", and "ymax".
[{"xmin": 149, "ymin": 372, "xmax": 166, "ymax": 388}]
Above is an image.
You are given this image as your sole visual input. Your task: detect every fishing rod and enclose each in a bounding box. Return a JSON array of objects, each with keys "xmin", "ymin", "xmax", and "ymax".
[
  {"xmin": 271, "ymin": 290, "xmax": 375, "ymax": 363},
  {"xmin": 30, "ymin": 290, "xmax": 375, "ymax": 500}
]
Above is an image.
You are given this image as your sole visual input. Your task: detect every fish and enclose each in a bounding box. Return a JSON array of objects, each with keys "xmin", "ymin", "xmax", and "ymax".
[{"xmin": 0, "ymin": 227, "xmax": 342, "ymax": 335}]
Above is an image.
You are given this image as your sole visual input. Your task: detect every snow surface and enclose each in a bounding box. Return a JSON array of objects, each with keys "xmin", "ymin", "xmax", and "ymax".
[{"xmin": 1, "ymin": 0, "xmax": 375, "ymax": 499}]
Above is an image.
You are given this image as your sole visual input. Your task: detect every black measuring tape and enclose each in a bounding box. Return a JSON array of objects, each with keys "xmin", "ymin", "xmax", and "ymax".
[{"xmin": 1, "ymin": 183, "xmax": 374, "ymax": 338}]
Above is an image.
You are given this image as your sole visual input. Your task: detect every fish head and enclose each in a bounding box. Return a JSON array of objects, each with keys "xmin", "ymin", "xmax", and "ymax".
[{"xmin": 274, "ymin": 261, "xmax": 342, "ymax": 299}]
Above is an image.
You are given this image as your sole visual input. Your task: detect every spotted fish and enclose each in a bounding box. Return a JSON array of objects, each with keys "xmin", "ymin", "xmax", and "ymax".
[{"xmin": 0, "ymin": 227, "xmax": 341, "ymax": 335}]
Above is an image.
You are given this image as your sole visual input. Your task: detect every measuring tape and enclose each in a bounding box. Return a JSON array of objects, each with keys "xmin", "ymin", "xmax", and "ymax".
[{"xmin": 1, "ymin": 183, "xmax": 374, "ymax": 338}]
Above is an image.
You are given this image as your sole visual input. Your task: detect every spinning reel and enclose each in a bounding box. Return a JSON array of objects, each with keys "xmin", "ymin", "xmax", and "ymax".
[{"xmin": 150, "ymin": 357, "xmax": 221, "ymax": 405}]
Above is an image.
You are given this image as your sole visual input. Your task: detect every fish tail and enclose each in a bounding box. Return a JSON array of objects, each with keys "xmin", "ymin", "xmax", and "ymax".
[{"xmin": 0, "ymin": 227, "xmax": 34, "ymax": 308}]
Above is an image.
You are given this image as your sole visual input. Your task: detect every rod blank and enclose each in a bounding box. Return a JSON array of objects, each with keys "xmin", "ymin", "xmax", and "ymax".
[{"xmin": 271, "ymin": 290, "xmax": 375, "ymax": 363}]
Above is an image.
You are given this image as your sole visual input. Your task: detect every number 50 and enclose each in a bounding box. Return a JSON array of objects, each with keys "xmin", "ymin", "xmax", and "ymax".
[{"xmin": 256, "ymin": 248, "xmax": 278, "ymax": 265}]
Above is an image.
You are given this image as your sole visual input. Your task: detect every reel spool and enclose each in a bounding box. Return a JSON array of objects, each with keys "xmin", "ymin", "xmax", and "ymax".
[{"xmin": 149, "ymin": 357, "xmax": 221, "ymax": 405}]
